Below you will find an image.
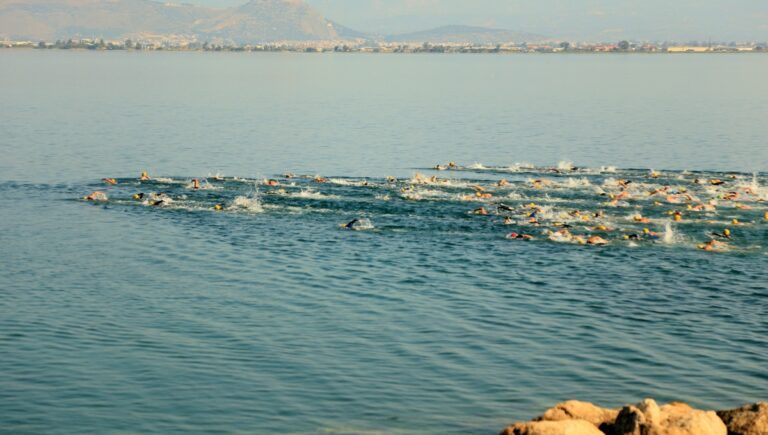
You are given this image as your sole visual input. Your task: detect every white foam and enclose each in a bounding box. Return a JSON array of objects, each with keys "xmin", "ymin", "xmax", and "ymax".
[
  {"xmin": 345, "ymin": 218, "xmax": 374, "ymax": 231},
  {"xmin": 231, "ymin": 195, "xmax": 264, "ymax": 213},
  {"xmin": 292, "ymin": 189, "xmax": 339, "ymax": 200}
]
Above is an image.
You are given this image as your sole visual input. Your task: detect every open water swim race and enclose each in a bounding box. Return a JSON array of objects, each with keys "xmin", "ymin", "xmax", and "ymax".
[
  {"xmin": 82, "ymin": 162, "xmax": 768, "ymax": 254},
  {"xmin": 3, "ymin": 46, "xmax": 768, "ymax": 434}
]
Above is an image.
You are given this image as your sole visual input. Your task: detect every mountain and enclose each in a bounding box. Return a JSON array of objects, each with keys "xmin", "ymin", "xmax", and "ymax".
[
  {"xmin": 0, "ymin": 0, "xmax": 212, "ymax": 41},
  {"xmin": 199, "ymin": 0, "xmax": 338, "ymax": 43},
  {"xmin": 0, "ymin": 0, "xmax": 347, "ymax": 42},
  {"xmin": 387, "ymin": 25, "xmax": 545, "ymax": 44}
]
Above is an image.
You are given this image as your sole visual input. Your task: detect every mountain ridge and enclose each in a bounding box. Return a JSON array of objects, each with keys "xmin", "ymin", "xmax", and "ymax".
[
  {"xmin": 0, "ymin": 0, "xmax": 344, "ymax": 42},
  {"xmin": 0, "ymin": 0, "xmax": 546, "ymax": 44}
]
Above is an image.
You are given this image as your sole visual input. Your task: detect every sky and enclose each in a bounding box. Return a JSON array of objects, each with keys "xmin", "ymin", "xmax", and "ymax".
[{"xmin": 183, "ymin": 0, "xmax": 768, "ymax": 41}]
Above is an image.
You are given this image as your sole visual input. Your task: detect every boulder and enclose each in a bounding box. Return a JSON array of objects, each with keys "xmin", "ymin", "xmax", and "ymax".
[
  {"xmin": 537, "ymin": 400, "xmax": 619, "ymax": 428},
  {"xmin": 716, "ymin": 402, "xmax": 768, "ymax": 435},
  {"xmin": 607, "ymin": 399, "xmax": 726, "ymax": 435},
  {"xmin": 500, "ymin": 419, "xmax": 604, "ymax": 435}
]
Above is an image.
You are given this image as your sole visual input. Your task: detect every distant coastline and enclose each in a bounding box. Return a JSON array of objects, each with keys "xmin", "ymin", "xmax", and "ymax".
[{"xmin": 2, "ymin": 39, "xmax": 766, "ymax": 54}]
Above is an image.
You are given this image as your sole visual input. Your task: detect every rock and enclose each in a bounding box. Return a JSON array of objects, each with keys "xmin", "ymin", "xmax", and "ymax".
[
  {"xmin": 658, "ymin": 402, "xmax": 726, "ymax": 435},
  {"xmin": 500, "ymin": 419, "xmax": 604, "ymax": 435},
  {"xmin": 607, "ymin": 399, "xmax": 726, "ymax": 435},
  {"xmin": 717, "ymin": 402, "xmax": 768, "ymax": 435},
  {"xmin": 537, "ymin": 400, "xmax": 619, "ymax": 428},
  {"xmin": 609, "ymin": 404, "xmax": 647, "ymax": 435}
]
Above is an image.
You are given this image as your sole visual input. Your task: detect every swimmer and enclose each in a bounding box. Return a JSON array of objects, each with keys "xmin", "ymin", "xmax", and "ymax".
[
  {"xmin": 548, "ymin": 228, "xmax": 573, "ymax": 242},
  {"xmin": 731, "ymin": 218, "xmax": 741, "ymax": 225},
  {"xmin": 643, "ymin": 228, "xmax": 660, "ymax": 240},
  {"xmin": 690, "ymin": 203, "xmax": 716, "ymax": 212},
  {"xmin": 666, "ymin": 194, "xmax": 682, "ymax": 204},
  {"xmin": 191, "ymin": 178, "xmax": 200, "ymax": 190},
  {"xmin": 213, "ymin": 203, "xmax": 224, "ymax": 211},
  {"xmin": 102, "ymin": 178, "xmax": 117, "ymax": 185},
  {"xmin": 698, "ymin": 239, "xmax": 728, "ymax": 251},
  {"xmin": 624, "ymin": 233, "xmax": 641, "ymax": 240},
  {"xmin": 265, "ymin": 179, "xmax": 279, "ymax": 186},
  {"xmin": 723, "ymin": 191, "xmax": 740, "ymax": 201},
  {"xmin": 497, "ymin": 204, "xmax": 515, "ymax": 212},
  {"xmin": 617, "ymin": 179, "xmax": 632, "ymax": 188},
  {"xmin": 387, "ymin": 176, "xmax": 397, "ymax": 183},
  {"xmin": 593, "ymin": 225, "xmax": 611, "ymax": 231},
  {"xmin": 448, "ymin": 161, "xmax": 457, "ymax": 169},
  {"xmin": 709, "ymin": 179, "xmax": 725, "ymax": 186},
  {"xmin": 497, "ymin": 179, "xmax": 509, "ymax": 187},
  {"xmin": 84, "ymin": 191, "xmax": 108, "ymax": 201},
  {"xmin": 283, "ymin": 172, "xmax": 295, "ymax": 179},
  {"xmin": 673, "ymin": 211, "xmax": 683, "ymax": 222},
  {"xmin": 633, "ymin": 215, "xmax": 651, "ymax": 224},
  {"xmin": 472, "ymin": 207, "xmax": 489, "ymax": 216},
  {"xmin": 140, "ymin": 171, "xmax": 151, "ymax": 181},
  {"xmin": 506, "ymin": 232, "xmax": 534, "ymax": 241},
  {"xmin": 503, "ymin": 216, "xmax": 514, "ymax": 225},
  {"xmin": 132, "ymin": 192, "xmax": 146, "ymax": 200},
  {"xmin": 587, "ymin": 236, "xmax": 609, "ymax": 245},
  {"xmin": 314, "ymin": 176, "xmax": 328, "ymax": 183},
  {"xmin": 341, "ymin": 218, "xmax": 373, "ymax": 231},
  {"xmin": 434, "ymin": 164, "xmax": 447, "ymax": 171},
  {"xmin": 711, "ymin": 228, "xmax": 731, "ymax": 239}
]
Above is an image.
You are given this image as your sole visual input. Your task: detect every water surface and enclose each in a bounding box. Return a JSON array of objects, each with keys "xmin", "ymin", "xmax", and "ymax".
[{"xmin": 1, "ymin": 51, "xmax": 767, "ymax": 434}]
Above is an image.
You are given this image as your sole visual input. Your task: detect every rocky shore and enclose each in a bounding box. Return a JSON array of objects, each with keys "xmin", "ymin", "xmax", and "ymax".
[{"xmin": 500, "ymin": 399, "xmax": 767, "ymax": 435}]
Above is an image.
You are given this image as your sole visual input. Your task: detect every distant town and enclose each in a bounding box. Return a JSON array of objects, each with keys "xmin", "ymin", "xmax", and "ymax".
[{"xmin": 2, "ymin": 38, "xmax": 767, "ymax": 54}]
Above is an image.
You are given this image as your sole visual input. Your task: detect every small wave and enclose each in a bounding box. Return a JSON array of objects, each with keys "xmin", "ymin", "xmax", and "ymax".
[{"xmin": 327, "ymin": 178, "xmax": 369, "ymax": 187}]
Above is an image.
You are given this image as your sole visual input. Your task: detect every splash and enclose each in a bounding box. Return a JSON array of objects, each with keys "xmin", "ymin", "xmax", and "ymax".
[
  {"xmin": 81, "ymin": 162, "xmax": 767, "ymax": 254},
  {"xmin": 662, "ymin": 221, "xmax": 675, "ymax": 244},
  {"xmin": 231, "ymin": 195, "xmax": 264, "ymax": 213}
]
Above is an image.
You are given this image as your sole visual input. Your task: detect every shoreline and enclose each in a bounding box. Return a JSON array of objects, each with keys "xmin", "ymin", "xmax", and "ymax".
[
  {"xmin": 2, "ymin": 42, "xmax": 766, "ymax": 55},
  {"xmin": 2, "ymin": 47, "xmax": 767, "ymax": 55}
]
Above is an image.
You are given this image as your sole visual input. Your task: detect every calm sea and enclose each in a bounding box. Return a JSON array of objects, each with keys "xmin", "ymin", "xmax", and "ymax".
[{"xmin": 1, "ymin": 51, "xmax": 767, "ymax": 433}]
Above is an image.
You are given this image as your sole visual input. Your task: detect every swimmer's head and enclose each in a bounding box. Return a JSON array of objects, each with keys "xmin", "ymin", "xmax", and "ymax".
[{"xmin": 724, "ymin": 228, "xmax": 731, "ymax": 236}]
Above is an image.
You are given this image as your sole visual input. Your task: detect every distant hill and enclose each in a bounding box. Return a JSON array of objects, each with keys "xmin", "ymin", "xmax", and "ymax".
[
  {"xmin": 0, "ymin": 0, "xmax": 346, "ymax": 42},
  {"xmin": 198, "ymin": 0, "xmax": 339, "ymax": 43},
  {"xmin": 387, "ymin": 25, "xmax": 545, "ymax": 44},
  {"xmin": 0, "ymin": 1, "xmax": 546, "ymax": 45}
]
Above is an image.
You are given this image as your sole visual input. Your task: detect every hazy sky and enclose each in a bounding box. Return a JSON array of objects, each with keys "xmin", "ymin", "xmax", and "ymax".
[{"xmin": 184, "ymin": 0, "xmax": 768, "ymax": 40}]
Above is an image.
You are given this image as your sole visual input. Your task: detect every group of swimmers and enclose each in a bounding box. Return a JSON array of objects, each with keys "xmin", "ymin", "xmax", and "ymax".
[
  {"xmin": 419, "ymin": 166, "xmax": 764, "ymax": 251},
  {"xmin": 82, "ymin": 166, "xmax": 766, "ymax": 251}
]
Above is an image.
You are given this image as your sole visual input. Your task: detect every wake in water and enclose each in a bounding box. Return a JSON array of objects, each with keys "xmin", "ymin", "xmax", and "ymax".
[{"xmin": 80, "ymin": 163, "xmax": 768, "ymax": 253}]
